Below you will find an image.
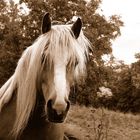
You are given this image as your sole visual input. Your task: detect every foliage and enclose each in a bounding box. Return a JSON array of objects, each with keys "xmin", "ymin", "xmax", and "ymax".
[
  {"xmin": 0, "ymin": 0, "xmax": 23, "ymax": 85},
  {"xmin": 5, "ymin": 0, "xmax": 140, "ymax": 114},
  {"xmin": 97, "ymin": 57, "xmax": 140, "ymax": 113}
]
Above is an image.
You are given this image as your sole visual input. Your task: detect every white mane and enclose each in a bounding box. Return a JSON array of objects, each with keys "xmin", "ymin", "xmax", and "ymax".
[{"xmin": 0, "ymin": 24, "xmax": 90, "ymax": 136}]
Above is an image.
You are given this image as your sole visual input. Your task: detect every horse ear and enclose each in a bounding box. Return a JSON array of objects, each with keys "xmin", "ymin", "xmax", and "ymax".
[
  {"xmin": 42, "ymin": 13, "xmax": 51, "ymax": 34},
  {"xmin": 71, "ymin": 18, "xmax": 82, "ymax": 39}
]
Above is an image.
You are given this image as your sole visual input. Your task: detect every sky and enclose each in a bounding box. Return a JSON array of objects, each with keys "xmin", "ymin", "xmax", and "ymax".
[
  {"xmin": 14, "ymin": 0, "xmax": 140, "ymax": 64},
  {"xmin": 100, "ymin": 0, "xmax": 140, "ymax": 64}
]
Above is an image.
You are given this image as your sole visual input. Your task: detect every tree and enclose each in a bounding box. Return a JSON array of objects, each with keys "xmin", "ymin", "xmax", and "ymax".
[
  {"xmin": 101, "ymin": 55, "xmax": 140, "ymax": 113},
  {"xmin": 0, "ymin": 0, "xmax": 23, "ymax": 86},
  {"xmin": 0, "ymin": 0, "xmax": 123, "ymax": 107}
]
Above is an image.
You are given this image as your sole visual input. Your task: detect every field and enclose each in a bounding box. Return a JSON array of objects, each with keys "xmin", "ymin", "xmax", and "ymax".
[{"xmin": 65, "ymin": 105, "xmax": 140, "ymax": 140}]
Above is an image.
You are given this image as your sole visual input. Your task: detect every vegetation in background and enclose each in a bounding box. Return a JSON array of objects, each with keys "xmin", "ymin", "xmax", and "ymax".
[
  {"xmin": 66, "ymin": 105, "xmax": 140, "ymax": 140},
  {"xmin": 0, "ymin": 0, "xmax": 140, "ymax": 113}
]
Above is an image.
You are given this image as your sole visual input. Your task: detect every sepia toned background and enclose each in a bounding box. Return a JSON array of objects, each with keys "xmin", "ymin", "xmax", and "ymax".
[{"xmin": 0, "ymin": 0, "xmax": 140, "ymax": 139}]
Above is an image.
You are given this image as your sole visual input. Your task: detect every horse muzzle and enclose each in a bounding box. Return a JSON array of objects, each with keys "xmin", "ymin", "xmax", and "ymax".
[{"xmin": 47, "ymin": 100, "xmax": 70, "ymax": 123}]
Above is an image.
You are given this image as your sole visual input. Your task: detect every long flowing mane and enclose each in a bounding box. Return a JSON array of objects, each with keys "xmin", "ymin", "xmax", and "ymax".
[{"xmin": 0, "ymin": 24, "xmax": 90, "ymax": 137}]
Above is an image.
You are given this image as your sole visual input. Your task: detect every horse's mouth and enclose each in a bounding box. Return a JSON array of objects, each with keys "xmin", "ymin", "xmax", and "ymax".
[{"xmin": 47, "ymin": 100, "xmax": 70, "ymax": 123}]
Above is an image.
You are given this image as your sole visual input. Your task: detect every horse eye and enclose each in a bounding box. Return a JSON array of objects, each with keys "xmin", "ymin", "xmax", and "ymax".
[
  {"xmin": 75, "ymin": 59, "xmax": 78, "ymax": 67},
  {"xmin": 41, "ymin": 53, "xmax": 45, "ymax": 64}
]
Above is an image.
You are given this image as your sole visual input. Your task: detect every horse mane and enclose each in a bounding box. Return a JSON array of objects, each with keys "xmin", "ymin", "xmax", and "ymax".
[{"xmin": 0, "ymin": 24, "xmax": 90, "ymax": 137}]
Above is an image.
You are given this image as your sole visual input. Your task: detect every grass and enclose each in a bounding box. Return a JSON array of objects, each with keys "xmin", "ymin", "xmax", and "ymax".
[{"xmin": 65, "ymin": 105, "xmax": 140, "ymax": 140}]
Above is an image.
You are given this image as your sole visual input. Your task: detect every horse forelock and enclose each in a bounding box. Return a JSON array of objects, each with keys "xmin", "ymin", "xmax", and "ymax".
[
  {"xmin": 0, "ymin": 24, "xmax": 90, "ymax": 137},
  {"xmin": 42, "ymin": 25, "xmax": 90, "ymax": 80}
]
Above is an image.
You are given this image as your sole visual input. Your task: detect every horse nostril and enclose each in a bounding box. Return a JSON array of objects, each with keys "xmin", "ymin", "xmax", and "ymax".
[
  {"xmin": 47, "ymin": 99, "xmax": 70, "ymax": 123},
  {"xmin": 54, "ymin": 100, "xmax": 70, "ymax": 115},
  {"xmin": 47, "ymin": 99, "xmax": 70, "ymax": 115},
  {"xmin": 66, "ymin": 100, "xmax": 70, "ymax": 112},
  {"xmin": 47, "ymin": 99, "xmax": 53, "ymax": 109}
]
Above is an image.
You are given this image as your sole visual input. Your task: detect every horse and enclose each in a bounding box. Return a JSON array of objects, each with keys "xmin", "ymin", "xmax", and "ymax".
[{"xmin": 0, "ymin": 13, "xmax": 90, "ymax": 140}]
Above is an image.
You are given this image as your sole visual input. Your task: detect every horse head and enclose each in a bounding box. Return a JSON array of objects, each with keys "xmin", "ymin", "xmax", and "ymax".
[{"xmin": 41, "ymin": 13, "xmax": 84, "ymax": 123}]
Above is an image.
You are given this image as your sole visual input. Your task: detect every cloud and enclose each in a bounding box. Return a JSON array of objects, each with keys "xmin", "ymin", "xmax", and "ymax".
[{"xmin": 101, "ymin": 0, "xmax": 140, "ymax": 64}]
